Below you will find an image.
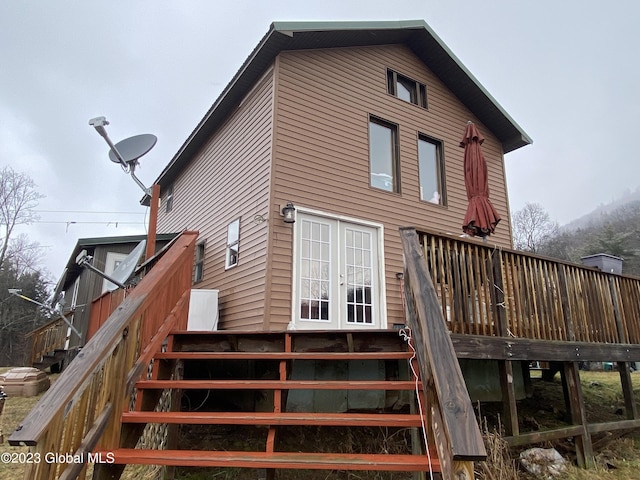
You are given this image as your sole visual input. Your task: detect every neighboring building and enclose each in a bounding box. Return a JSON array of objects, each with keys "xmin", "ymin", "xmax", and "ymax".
[
  {"xmin": 150, "ymin": 20, "xmax": 532, "ymax": 331},
  {"xmin": 53, "ymin": 233, "xmax": 177, "ymax": 349}
]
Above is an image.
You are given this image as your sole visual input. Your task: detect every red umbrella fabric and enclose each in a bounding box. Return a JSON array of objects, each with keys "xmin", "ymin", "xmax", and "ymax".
[{"xmin": 460, "ymin": 122, "xmax": 501, "ymax": 237}]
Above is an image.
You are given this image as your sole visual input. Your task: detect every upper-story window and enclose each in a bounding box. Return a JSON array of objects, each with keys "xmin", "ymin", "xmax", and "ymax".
[
  {"xmin": 418, "ymin": 134, "xmax": 445, "ymax": 205},
  {"xmin": 225, "ymin": 218, "xmax": 240, "ymax": 269},
  {"xmin": 369, "ymin": 117, "xmax": 400, "ymax": 193},
  {"xmin": 387, "ymin": 69, "xmax": 427, "ymax": 108},
  {"xmin": 164, "ymin": 184, "xmax": 174, "ymax": 213}
]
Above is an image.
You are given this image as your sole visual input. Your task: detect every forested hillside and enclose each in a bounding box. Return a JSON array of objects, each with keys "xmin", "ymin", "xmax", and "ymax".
[{"xmin": 537, "ymin": 200, "xmax": 640, "ymax": 277}]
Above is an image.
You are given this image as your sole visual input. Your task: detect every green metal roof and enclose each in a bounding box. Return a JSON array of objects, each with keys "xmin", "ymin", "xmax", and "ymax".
[
  {"xmin": 151, "ymin": 20, "xmax": 532, "ymax": 194},
  {"xmin": 75, "ymin": 233, "xmax": 177, "ymax": 248}
]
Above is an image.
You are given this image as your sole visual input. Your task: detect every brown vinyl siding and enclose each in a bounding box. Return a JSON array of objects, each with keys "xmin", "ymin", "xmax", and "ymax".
[
  {"xmin": 269, "ymin": 44, "xmax": 511, "ymax": 328},
  {"xmin": 157, "ymin": 66, "xmax": 275, "ymax": 330}
]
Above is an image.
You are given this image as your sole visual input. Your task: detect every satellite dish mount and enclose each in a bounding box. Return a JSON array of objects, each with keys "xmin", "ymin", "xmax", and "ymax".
[
  {"xmin": 88, "ymin": 116, "xmax": 156, "ymax": 195},
  {"xmin": 89, "ymin": 116, "xmax": 161, "ymax": 261},
  {"xmin": 76, "ymin": 240, "xmax": 146, "ymax": 292}
]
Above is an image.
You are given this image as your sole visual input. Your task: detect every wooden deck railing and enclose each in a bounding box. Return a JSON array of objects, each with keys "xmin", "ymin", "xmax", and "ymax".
[
  {"xmin": 86, "ymin": 289, "xmax": 126, "ymax": 342},
  {"xmin": 9, "ymin": 231, "xmax": 197, "ymax": 480},
  {"xmin": 400, "ymin": 228, "xmax": 486, "ymax": 480},
  {"xmin": 23, "ymin": 317, "xmax": 68, "ymax": 367},
  {"xmin": 419, "ymin": 229, "xmax": 640, "ymax": 345}
]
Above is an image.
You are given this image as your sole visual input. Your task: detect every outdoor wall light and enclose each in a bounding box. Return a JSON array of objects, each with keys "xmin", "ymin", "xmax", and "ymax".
[{"xmin": 281, "ymin": 202, "xmax": 296, "ymax": 224}]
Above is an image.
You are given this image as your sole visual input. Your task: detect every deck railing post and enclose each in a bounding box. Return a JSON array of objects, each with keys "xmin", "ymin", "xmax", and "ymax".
[
  {"xmin": 557, "ymin": 265, "xmax": 576, "ymax": 342},
  {"xmin": 609, "ymin": 277, "xmax": 627, "ymax": 344},
  {"xmin": 490, "ymin": 249, "xmax": 507, "ymax": 337}
]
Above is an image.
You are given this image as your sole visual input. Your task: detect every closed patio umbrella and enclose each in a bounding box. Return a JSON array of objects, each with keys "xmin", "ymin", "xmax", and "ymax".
[{"xmin": 460, "ymin": 122, "xmax": 500, "ymax": 237}]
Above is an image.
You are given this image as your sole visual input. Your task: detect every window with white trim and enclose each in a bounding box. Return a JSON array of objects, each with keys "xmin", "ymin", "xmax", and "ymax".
[{"xmin": 225, "ymin": 219, "xmax": 240, "ymax": 269}]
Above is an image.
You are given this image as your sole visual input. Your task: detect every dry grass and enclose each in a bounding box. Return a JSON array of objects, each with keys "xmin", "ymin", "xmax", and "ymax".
[
  {"xmin": 476, "ymin": 370, "xmax": 640, "ymax": 480},
  {"xmin": 475, "ymin": 419, "xmax": 518, "ymax": 480},
  {"xmin": 0, "ymin": 367, "xmax": 58, "ymax": 480}
]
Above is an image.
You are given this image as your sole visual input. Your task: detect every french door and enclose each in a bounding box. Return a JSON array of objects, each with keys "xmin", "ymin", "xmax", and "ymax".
[{"xmin": 293, "ymin": 213, "xmax": 382, "ymax": 330}]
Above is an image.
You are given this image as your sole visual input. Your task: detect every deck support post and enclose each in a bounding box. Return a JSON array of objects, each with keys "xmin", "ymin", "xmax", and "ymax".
[
  {"xmin": 562, "ymin": 362, "xmax": 593, "ymax": 468},
  {"xmin": 452, "ymin": 461, "xmax": 475, "ymax": 480},
  {"xmin": 618, "ymin": 362, "xmax": 638, "ymax": 420},
  {"xmin": 498, "ymin": 360, "xmax": 519, "ymax": 436}
]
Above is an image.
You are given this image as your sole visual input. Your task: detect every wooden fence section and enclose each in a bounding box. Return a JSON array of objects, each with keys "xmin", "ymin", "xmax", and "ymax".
[
  {"xmin": 420, "ymin": 230, "xmax": 640, "ymax": 345},
  {"xmin": 400, "ymin": 228, "xmax": 486, "ymax": 480},
  {"xmin": 24, "ymin": 318, "xmax": 68, "ymax": 367},
  {"xmin": 9, "ymin": 231, "xmax": 197, "ymax": 480}
]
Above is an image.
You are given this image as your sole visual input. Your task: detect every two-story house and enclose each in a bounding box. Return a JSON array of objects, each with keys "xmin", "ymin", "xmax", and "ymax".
[
  {"xmin": 150, "ymin": 20, "xmax": 531, "ymax": 332},
  {"xmin": 19, "ymin": 22, "xmax": 640, "ymax": 478}
]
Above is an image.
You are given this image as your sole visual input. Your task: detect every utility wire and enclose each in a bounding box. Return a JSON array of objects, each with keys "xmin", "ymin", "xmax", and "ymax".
[
  {"xmin": 34, "ymin": 221, "xmax": 144, "ymax": 225},
  {"xmin": 34, "ymin": 209, "xmax": 145, "ymax": 215}
]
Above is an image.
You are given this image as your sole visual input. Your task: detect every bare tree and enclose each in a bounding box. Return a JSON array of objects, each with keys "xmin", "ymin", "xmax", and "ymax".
[
  {"xmin": 0, "ymin": 166, "xmax": 44, "ymax": 270},
  {"xmin": 6, "ymin": 233, "xmax": 46, "ymax": 277},
  {"xmin": 511, "ymin": 202, "xmax": 559, "ymax": 253}
]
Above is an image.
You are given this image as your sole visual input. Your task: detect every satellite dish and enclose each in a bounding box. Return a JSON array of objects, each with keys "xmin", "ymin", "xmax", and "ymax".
[
  {"xmin": 108, "ymin": 134, "xmax": 157, "ymax": 167},
  {"xmin": 105, "ymin": 240, "xmax": 147, "ymax": 291}
]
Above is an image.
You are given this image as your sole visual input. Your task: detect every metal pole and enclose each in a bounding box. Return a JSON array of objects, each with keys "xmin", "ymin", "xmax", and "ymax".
[{"xmin": 10, "ymin": 292, "xmax": 82, "ymax": 339}]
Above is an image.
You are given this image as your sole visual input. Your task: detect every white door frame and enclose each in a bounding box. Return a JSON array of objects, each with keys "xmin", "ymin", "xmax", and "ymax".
[
  {"xmin": 289, "ymin": 207, "xmax": 387, "ymax": 330},
  {"xmin": 102, "ymin": 251, "xmax": 128, "ymax": 293}
]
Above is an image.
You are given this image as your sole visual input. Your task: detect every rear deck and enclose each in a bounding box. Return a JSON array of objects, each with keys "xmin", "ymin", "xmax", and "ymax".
[{"xmin": 415, "ymin": 228, "xmax": 640, "ymax": 464}]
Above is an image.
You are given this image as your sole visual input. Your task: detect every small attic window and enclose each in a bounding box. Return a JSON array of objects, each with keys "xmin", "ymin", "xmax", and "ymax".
[{"xmin": 387, "ymin": 69, "xmax": 427, "ymax": 108}]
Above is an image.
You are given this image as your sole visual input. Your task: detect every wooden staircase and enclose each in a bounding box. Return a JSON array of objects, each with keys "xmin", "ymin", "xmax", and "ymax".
[
  {"xmin": 98, "ymin": 330, "xmax": 441, "ymax": 477},
  {"xmin": 11, "ymin": 230, "xmax": 482, "ymax": 480},
  {"xmin": 32, "ymin": 348, "xmax": 68, "ymax": 372}
]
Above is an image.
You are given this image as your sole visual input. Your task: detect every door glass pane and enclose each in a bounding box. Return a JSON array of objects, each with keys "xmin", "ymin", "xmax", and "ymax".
[
  {"xmin": 299, "ymin": 219, "xmax": 331, "ymax": 322},
  {"xmin": 345, "ymin": 228, "xmax": 374, "ymax": 324}
]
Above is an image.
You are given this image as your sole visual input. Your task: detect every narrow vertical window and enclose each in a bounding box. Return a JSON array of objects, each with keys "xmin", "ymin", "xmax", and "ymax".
[
  {"xmin": 225, "ymin": 219, "xmax": 240, "ymax": 269},
  {"xmin": 164, "ymin": 184, "xmax": 174, "ymax": 213},
  {"xmin": 418, "ymin": 135, "xmax": 445, "ymax": 205},
  {"xmin": 369, "ymin": 117, "xmax": 399, "ymax": 193},
  {"xmin": 194, "ymin": 242, "xmax": 205, "ymax": 283}
]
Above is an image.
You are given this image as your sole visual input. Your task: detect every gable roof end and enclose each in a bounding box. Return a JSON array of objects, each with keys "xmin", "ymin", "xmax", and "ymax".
[{"xmin": 148, "ymin": 20, "xmax": 532, "ymax": 201}]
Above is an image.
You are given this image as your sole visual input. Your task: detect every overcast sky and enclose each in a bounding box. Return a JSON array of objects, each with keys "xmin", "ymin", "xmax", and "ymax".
[{"xmin": 2, "ymin": 0, "xmax": 639, "ymax": 280}]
